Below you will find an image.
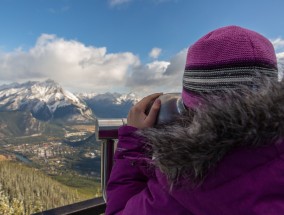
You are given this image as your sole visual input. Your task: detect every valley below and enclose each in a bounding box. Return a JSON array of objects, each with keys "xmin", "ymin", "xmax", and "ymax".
[{"xmin": 0, "ymin": 123, "xmax": 103, "ymax": 214}]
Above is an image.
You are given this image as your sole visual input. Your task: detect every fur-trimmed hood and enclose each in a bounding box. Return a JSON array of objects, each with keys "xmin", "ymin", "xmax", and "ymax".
[{"xmin": 139, "ymin": 78, "xmax": 284, "ymax": 185}]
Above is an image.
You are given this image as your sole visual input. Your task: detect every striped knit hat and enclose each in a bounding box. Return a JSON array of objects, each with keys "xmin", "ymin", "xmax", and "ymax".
[{"xmin": 182, "ymin": 25, "xmax": 278, "ymax": 108}]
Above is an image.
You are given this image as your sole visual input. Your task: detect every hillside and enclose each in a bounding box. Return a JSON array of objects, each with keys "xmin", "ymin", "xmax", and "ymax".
[
  {"xmin": 0, "ymin": 161, "xmax": 101, "ymax": 215},
  {"xmin": 0, "ymin": 111, "xmax": 65, "ymax": 138}
]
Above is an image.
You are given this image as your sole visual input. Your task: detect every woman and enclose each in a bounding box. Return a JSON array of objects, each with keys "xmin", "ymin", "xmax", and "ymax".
[{"xmin": 106, "ymin": 26, "xmax": 284, "ymax": 215}]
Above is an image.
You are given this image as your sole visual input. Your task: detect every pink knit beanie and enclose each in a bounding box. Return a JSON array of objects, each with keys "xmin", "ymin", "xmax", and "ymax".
[{"xmin": 182, "ymin": 25, "xmax": 278, "ymax": 108}]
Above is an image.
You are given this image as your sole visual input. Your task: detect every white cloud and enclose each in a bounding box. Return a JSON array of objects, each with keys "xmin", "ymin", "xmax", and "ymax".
[
  {"xmin": 0, "ymin": 34, "xmax": 188, "ymax": 95},
  {"xmin": 277, "ymin": 53, "xmax": 284, "ymax": 80},
  {"xmin": 126, "ymin": 61, "xmax": 170, "ymax": 88},
  {"xmin": 5, "ymin": 35, "xmax": 283, "ymax": 95},
  {"xmin": 0, "ymin": 34, "xmax": 140, "ymax": 93},
  {"xmin": 109, "ymin": 0, "xmax": 132, "ymax": 7},
  {"xmin": 163, "ymin": 48, "xmax": 186, "ymax": 75},
  {"xmin": 149, "ymin": 47, "xmax": 162, "ymax": 59},
  {"xmin": 126, "ymin": 49, "xmax": 187, "ymax": 94},
  {"xmin": 272, "ymin": 38, "xmax": 284, "ymax": 80},
  {"xmin": 271, "ymin": 38, "xmax": 284, "ymax": 51},
  {"xmin": 277, "ymin": 53, "xmax": 284, "ymax": 59}
]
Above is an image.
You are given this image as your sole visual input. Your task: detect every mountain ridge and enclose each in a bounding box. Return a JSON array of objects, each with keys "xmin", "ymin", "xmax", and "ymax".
[
  {"xmin": 0, "ymin": 79, "xmax": 94, "ymax": 122},
  {"xmin": 77, "ymin": 91, "xmax": 139, "ymax": 118},
  {"xmin": 0, "ymin": 79, "xmax": 139, "ymax": 123}
]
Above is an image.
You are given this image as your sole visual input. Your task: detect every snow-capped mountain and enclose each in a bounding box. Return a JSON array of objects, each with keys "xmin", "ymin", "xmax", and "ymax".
[
  {"xmin": 0, "ymin": 79, "xmax": 94, "ymax": 122},
  {"xmin": 77, "ymin": 92, "xmax": 140, "ymax": 118},
  {"xmin": 0, "ymin": 79, "xmax": 140, "ymax": 121},
  {"xmin": 78, "ymin": 92, "xmax": 139, "ymax": 104}
]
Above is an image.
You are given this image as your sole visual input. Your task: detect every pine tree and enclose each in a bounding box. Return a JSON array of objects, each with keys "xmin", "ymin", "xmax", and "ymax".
[{"xmin": 0, "ymin": 161, "xmax": 99, "ymax": 214}]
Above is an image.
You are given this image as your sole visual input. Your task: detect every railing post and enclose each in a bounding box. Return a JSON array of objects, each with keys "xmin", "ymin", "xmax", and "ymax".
[
  {"xmin": 101, "ymin": 138, "xmax": 114, "ymax": 202},
  {"xmin": 97, "ymin": 118, "xmax": 126, "ymax": 203}
]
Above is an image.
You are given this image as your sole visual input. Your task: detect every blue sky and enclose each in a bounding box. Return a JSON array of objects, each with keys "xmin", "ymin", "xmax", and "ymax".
[{"xmin": 0, "ymin": 0, "xmax": 284, "ymax": 94}]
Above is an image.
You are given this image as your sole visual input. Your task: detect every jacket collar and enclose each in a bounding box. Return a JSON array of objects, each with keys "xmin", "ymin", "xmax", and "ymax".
[{"xmin": 139, "ymin": 78, "xmax": 284, "ymax": 185}]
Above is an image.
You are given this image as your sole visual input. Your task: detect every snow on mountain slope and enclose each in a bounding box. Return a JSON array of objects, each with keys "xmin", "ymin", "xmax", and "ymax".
[
  {"xmin": 77, "ymin": 92, "xmax": 140, "ymax": 105},
  {"xmin": 77, "ymin": 92, "xmax": 140, "ymax": 118},
  {"xmin": 0, "ymin": 79, "xmax": 141, "ymax": 120},
  {"xmin": 0, "ymin": 80, "xmax": 94, "ymax": 122}
]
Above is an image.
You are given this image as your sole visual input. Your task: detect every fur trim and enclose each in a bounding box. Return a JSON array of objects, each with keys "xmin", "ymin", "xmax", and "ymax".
[{"xmin": 138, "ymin": 77, "xmax": 284, "ymax": 185}]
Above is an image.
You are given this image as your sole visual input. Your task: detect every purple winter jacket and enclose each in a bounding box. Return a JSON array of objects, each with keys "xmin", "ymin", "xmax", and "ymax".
[{"xmin": 106, "ymin": 81, "xmax": 284, "ymax": 215}]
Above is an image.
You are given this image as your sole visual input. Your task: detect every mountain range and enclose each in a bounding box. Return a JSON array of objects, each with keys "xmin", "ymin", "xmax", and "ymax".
[
  {"xmin": 77, "ymin": 91, "xmax": 139, "ymax": 118},
  {"xmin": 0, "ymin": 80, "xmax": 139, "ymax": 138},
  {"xmin": 0, "ymin": 79, "xmax": 93, "ymax": 122}
]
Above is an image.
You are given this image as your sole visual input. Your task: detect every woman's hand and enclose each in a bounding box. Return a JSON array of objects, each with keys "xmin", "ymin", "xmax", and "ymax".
[{"xmin": 127, "ymin": 93, "xmax": 162, "ymax": 129}]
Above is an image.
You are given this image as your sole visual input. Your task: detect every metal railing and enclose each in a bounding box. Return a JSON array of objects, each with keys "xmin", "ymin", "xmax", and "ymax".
[
  {"xmin": 33, "ymin": 118, "xmax": 126, "ymax": 215},
  {"xmin": 33, "ymin": 197, "xmax": 106, "ymax": 215},
  {"xmin": 98, "ymin": 118, "xmax": 127, "ymax": 202}
]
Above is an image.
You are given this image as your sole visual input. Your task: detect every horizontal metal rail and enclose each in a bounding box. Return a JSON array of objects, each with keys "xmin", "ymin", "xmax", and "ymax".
[{"xmin": 32, "ymin": 197, "xmax": 106, "ymax": 215}]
